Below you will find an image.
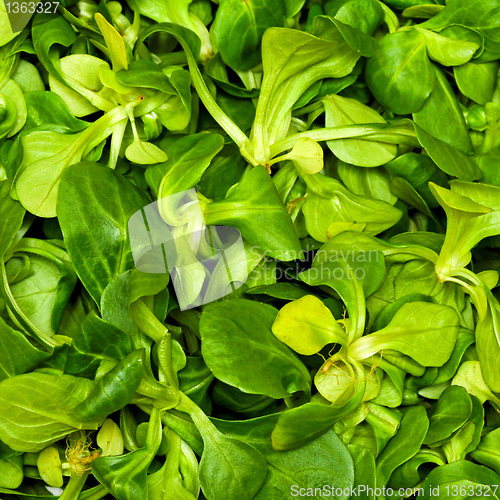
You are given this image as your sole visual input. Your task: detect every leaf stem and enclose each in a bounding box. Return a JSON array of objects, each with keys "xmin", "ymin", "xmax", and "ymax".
[
  {"xmin": 269, "ymin": 122, "xmax": 419, "ymax": 157},
  {"xmin": 58, "ymin": 471, "xmax": 90, "ymax": 500},
  {"xmin": 78, "ymin": 485, "xmax": 109, "ymax": 500},
  {"xmin": 135, "ymin": 24, "xmax": 255, "ymax": 163}
]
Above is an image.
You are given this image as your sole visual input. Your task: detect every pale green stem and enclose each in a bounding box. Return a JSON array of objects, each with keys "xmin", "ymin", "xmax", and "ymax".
[
  {"xmin": 269, "ymin": 124, "xmax": 418, "ymax": 157},
  {"xmin": 58, "ymin": 471, "xmax": 90, "ymax": 500},
  {"xmin": 129, "ymin": 299, "xmax": 178, "ymax": 388},
  {"xmin": 79, "ymin": 485, "xmax": 109, "ymax": 500}
]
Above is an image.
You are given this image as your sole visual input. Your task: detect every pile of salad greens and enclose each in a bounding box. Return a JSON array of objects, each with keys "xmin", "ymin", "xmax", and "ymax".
[{"xmin": 2, "ymin": 0, "xmax": 500, "ymax": 498}]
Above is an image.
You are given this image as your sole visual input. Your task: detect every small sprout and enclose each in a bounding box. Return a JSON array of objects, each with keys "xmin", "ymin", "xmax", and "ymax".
[
  {"xmin": 465, "ymin": 104, "xmax": 487, "ymax": 131},
  {"xmin": 37, "ymin": 446, "xmax": 63, "ymax": 488},
  {"xmin": 125, "ymin": 105, "xmax": 168, "ymax": 164},
  {"xmin": 315, "ymin": 355, "xmax": 358, "ymax": 405},
  {"xmin": 272, "ymin": 295, "xmax": 348, "ymax": 356},
  {"xmin": 97, "ymin": 419, "xmax": 124, "ymax": 457},
  {"xmin": 288, "ymin": 137, "xmax": 324, "ymax": 174},
  {"xmin": 266, "ymin": 137, "xmax": 324, "ymax": 174}
]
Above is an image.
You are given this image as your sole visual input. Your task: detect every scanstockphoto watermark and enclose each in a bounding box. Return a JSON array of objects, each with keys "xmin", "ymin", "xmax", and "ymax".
[
  {"xmin": 290, "ymin": 485, "xmax": 425, "ymax": 497},
  {"xmin": 128, "ymin": 188, "xmax": 381, "ymax": 310},
  {"xmin": 290, "ymin": 485, "xmax": 500, "ymax": 497},
  {"xmin": 290, "ymin": 484, "xmax": 425, "ymax": 498}
]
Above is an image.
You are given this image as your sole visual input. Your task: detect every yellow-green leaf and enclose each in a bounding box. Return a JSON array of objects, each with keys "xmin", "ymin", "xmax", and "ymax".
[
  {"xmin": 289, "ymin": 137, "xmax": 324, "ymax": 174},
  {"xmin": 272, "ymin": 295, "xmax": 348, "ymax": 355},
  {"xmin": 125, "ymin": 139, "xmax": 168, "ymax": 164},
  {"xmin": 95, "ymin": 13, "xmax": 128, "ymax": 72},
  {"xmin": 37, "ymin": 447, "xmax": 63, "ymax": 488}
]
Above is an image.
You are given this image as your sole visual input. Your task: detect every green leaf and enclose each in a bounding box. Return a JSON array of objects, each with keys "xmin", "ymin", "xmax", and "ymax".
[
  {"xmin": 125, "ymin": 139, "xmax": 168, "ymax": 165},
  {"xmin": 251, "ymin": 16, "xmax": 361, "ymax": 163},
  {"xmin": 328, "ymin": 0, "xmax": 385, "ymax": 35},
  {"xmin": 301, "ymin": 174, "xmax": 402, "ymax": 242},
  {"xmin": 338, "ymin": 163, "xmax": 396, "ymax": 205},
  {"xmin": 390, "ymin": 177, "xmax": 435, "ymax": 217},
  {"xmin": 320, "ymin": 16, "xmax": 378, "ymax": 57},
  {"xmin": 94, "ymin": 13, "xmax": 128, "ymax": 72},
  {"xmin": 197, "ymin": 144, "xmax": 247, "ymax": 202},
  {"xmin": 32, "ymin": 14, "xmax": 77, "ymax": 83},
  {"xmin": 100, "ymin": 271, "xmax": 141, "ymax": 340},
  {"xmin": 1, "ymin": 79, "xmax": 26, "ymax": 137},
  {"xmin": 200, "ymin": 299, "xmax": 311, "ymax": 399},
  {"xmin": 272, "ymin": 295, "xmax": 348, "ymax": 355},
  {"xmin": 287, "ymin": 137, "xmax": 324, "ymax": 175},
  {"xmin": 204, "ymin": 53, "xmax": 259, "ymax": 99},
  {"xmin": 478, "ymin": 329, "xmax": 500, "ymax": 399},
  {"xmin": 424, "ymin": 385, "xmax": 472, "ymax": 446},
  {"xmin": 348, "ymin": 444, "xmax": 376, "ymax": 499},
  {"xmin": 434, "ymin": 328, "xmax": 475, "ymax": 385},
  {"xmin": 300, "ymin": 242, "xmax": 386, "ymax": 339},
  {"xmin": 315, "ymin": 356, "xmax": 378, "ymax": 405},
  {"xmin": 179, "ymin": 355, "xmax": 214, "ymax": 412},
  {"xmin": 452, "ymin": 361, "xmax": 500, "ymax": 407},
  {"xmin": 198, "ymin": 432, "xmax": 267, "ymax": 500},
  {"xmin": 8, "ymin": 251, "xmax": 76, "ymax": 336},
  {"xmin": 115, "ymin": 60, "xmax": 175, "ymax": 93},
  {"xmin": 389, "ymin": 449, "xmax": 445, "ymax": 490},
  {"xmin": 271, "ymin": 397, "xmax": 363, "ymax": 451},
  {"xmin": 365, "ymin": 28, "xmax": 435, "ymax": 115},
  {"xmin": 454, "ymin": 61, "xmax": 499, "ymax": 105},
  {"xmin": 214, "ymin": 414, "xmax": 355, "ymax": 500},
  {"xmin": 385, "ymin": 152, "xmax": 447, "ymax": 208},
  {"xmin": 48, "ymin": 54, "xmax": 110, "ymax": 117},
  {"xmin": 58, "ymin": 162, "xmax": 147, "ymax": 305},
  {"xmin": 420, "ymin": 461, "xmax": 500, "ymax": 499},
  {"xmin": 133, "ymin": 0, "xmax": 213, "ymax": 62},
  {"xmin": 15, "ymin": 106, "xmax": 128, "ymax": 218},
  {"xmin": 415, "ymin": 125, "xmax": 481, "ymax": 180},
  {"xmin": 0, "ymin": 317, "xmax": 49, "ymax": 382},
  {"xmin": 73, "ymin": 312, "xmax": 135, "ymax": 362},
  {"xmin": 0, "ymin": 372, "xmax": 100, "ymax": 452},
  {"xmin": 416, "ymin": 27, "xmax": 479, "ymax": 66},
  {"xmin": 146, "ymin": 134, "xmax": 223, "ymax": 196},
  {"xmin": 211, "ymin": 0, "xmax": 285, "ymax": 71},
  {"xmin": 93, "ymin": 409, "xmax": 162, "ymax": 500},
  {"xmin": 24, "ymin": 91, "xmax": 89, "ymax": 134},
  {"xmin": 376, "ymin": 405, "xmax": 429, "ymax": 488},
  {"xmin": 414, "ymin": 66, "xmax": 473, "ymax": 154},
  {"xmin": 136, "ymin": 23, "xmax": 249, "ymax": 152},
  {"xmin": 178, "ymin": 394, "xmax": 268, "ymax": 500},
  {"xmin": 350, "ymin": 301, "xmax": 460, "ymax": 366},
  {"xmin": 442, "ymin": 394, "xmax": 484, "ymax": 462},
  {"xmin": 430, "ymin": 183, "xmax": 500, "ymax": 278},
  {"xmin": 11, "ymin": 59, "xmax": 45, "ymax": 93},
  {"xmin": 323, "ymin": 94, "xmax": 397, "ymax": 167},
  {"xmin": 420, "ymin": 0, "xmax": 500, "ymax": 63},
  {"xmin": 0, "ymin": 3, "xmax": 17, "ymax": 47},
  {"xmin": 470, "ymin": 428, "xmax": 500, "ymax": 475},
  {"xmin": 0, "ymin": 180, "xmax": 25, "ymax": 260},
  {"xmin": 203, "ymin": 165, "xmax": 302, "ymax": 261}
]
